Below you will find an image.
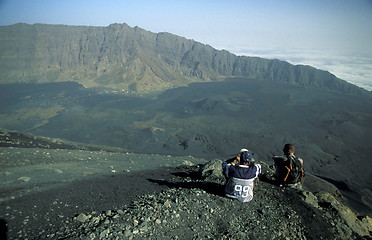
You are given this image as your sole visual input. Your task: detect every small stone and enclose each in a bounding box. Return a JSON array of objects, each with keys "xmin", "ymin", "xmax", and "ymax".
[
  {"xmin": 139, "ymin": 222, "xmax": 148, "ymax": 231},
  {"xmin": 124, "ymin": 230, "xmax": 131, "ymax": 237},
  {"xmin": 91, "ymin": 217, "xmax": 100, "ymax": 224},
  {"xmin": 182, "ymin": 160, "xmax": 194, "ymax": 166},
  {"xmin": 164, "ymin": 200, "xmax": 171, "ymax": 208},
  {"xmin": 88, "ymin": 233, "xmax": 96, "ymax": 239},
  {"xmin": 155, "ymin": 219, "xmax": 162, "ymax": 224},
  {"xmin": 106, "ymin": 210, "xmax": 112, "ymax": 216},
  {"xmin": 133, "ymin": 220, "xmax": 139, "ymax": 227},
  {"xmin": 100, "ymin": 229, "xmax": 110, "ymax": 238},
  {"xmin": 117, "ymin": 209, "xmax": 125, "ymax": 215},
  {"xmin": 18, "ymin": 176, "xmax": 31, "ymax": 182},
  {"xmin": 75, "ymin": 213, "xmax": 89, "ymax": 223}
]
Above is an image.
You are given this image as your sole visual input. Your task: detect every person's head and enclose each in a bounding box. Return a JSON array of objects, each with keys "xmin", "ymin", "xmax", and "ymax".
[
  {"xmin": 239, "ymin": 148, "xmax": 254, "ymax": 165},
  {"xmin": 283, "ymin": 144, "xmax": 295, "ymax": 155}
]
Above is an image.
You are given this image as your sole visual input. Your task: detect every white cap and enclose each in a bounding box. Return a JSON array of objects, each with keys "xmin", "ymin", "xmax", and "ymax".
[{"xmin": 240, "ymin": 148, "xmax": 249, "ymax": 153}]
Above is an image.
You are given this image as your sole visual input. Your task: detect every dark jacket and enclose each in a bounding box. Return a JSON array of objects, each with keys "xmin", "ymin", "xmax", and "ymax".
[{"xmin": 273, "ymin": 155, "xmax": 304, "ymax": 185}]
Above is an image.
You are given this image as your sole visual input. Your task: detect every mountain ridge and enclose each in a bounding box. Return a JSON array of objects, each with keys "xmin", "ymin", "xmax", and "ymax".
[{"xmin": 0, "ymin": 23, "xmax": 367, "ymax": 95}]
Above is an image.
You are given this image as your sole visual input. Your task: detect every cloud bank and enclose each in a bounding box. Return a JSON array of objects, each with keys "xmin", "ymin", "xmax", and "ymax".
[{"xmin": 222, "ymin": 46, "xmax": 372, "ymax": 91}]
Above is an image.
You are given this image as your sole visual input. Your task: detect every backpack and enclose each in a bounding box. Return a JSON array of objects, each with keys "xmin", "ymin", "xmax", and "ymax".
[{"xmin": 284, "ymin": 156, "xmax": 305, "ymax": 184}]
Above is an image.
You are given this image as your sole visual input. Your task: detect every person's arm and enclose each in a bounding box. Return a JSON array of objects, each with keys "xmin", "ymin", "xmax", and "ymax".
[
  {"xmin": 222, "ymin": 157, "xmax": 233, "ymax": 169},
  {"xmin": 225, "ymin": 156, "xmax": 238, "ymax": 164},
  {"xmin": 255, "ymin": 164, "xmax": 262, "ymax": 178},
  {"xmin": 298, "ymin": 158, "xmax": 303, "ymax": 165},
  {"xmin": 222, "ymin": 157, "xmax": 237, "ymax": 178}
]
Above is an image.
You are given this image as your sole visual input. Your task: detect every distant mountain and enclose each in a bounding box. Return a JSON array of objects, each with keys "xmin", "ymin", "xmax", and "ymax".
[{"xmin": 0, "ymin": 23, "xmax": 367, "ymax": 95}]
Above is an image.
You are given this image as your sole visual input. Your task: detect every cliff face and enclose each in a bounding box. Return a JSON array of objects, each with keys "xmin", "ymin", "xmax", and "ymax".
[{"xmin": 0, "ymin": 23, "xmax": 366, "ymax": 94}]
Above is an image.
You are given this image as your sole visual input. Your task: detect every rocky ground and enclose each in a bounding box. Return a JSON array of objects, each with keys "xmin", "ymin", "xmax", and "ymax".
[
  {"xmin": 0, "ymin": 130, "xmax": 371, "ymax": 239},
  {"xmin": 53, "ymin": 162, "xmax": 372, "ymax": 240}
]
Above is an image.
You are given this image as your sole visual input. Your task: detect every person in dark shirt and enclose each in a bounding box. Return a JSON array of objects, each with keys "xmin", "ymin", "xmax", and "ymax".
[{"xmin": 272, "ymin": 143, "xmax": 304, "ymax": 186}]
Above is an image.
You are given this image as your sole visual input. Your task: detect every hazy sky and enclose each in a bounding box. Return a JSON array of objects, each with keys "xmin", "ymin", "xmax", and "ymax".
[{"xmin": 1, "ymin": 0, "xmax": 371, "ymax": 90}]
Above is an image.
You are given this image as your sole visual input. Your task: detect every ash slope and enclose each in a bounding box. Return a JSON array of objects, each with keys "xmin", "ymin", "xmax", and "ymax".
[
  {"xmin": 0, "ymin": 133, "xmax": 205, "ymax": 239},
  {"xmin": 0, "ymin": 132, "xmax": 371, "ymax": 240}
]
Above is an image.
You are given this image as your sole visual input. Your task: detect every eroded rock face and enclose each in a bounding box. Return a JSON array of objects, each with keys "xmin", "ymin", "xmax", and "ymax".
[{"xmin": 0, "ymin": 23, "xmax": 367, "ymax": 95}]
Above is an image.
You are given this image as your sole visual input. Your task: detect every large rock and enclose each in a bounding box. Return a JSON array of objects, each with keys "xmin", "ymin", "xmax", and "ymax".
[
  {"xmin": 199, "ymin": 159, "xmax": 225, "ymax": 183},
  {"xmin": 316, "ymin": 191, "xmax": 372, "ymax": 238}
]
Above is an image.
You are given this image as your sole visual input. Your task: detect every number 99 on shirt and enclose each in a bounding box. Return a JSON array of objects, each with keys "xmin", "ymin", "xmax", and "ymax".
[{"xmin": 234, "ymin": 184, "xmax": 250, "ymax": 197}]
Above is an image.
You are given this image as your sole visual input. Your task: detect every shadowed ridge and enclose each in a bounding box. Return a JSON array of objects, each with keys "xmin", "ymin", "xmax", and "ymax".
[{"xmin": 0, "ymin": 128, "xmax": 128, "ymax": 153}]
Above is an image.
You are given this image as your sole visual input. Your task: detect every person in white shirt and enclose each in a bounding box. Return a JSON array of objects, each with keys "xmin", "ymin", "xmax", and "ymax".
[{"xmin": 222, "ymin": 149, "xmax": 261, "ymax": 202}]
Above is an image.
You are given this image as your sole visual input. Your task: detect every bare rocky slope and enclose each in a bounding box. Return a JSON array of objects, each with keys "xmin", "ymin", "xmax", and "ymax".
[{"xmin": 0, "ymin": 131, "xmax": 371, "ymax": 239}]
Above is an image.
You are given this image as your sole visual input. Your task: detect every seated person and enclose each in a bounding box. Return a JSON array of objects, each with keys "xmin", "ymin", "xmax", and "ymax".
[
  {"xmin": 272, "ymin": 143, "xmax": 305, "ymax": 186},
  {"xmin": 222, "ymin": 148, "xmax": 261, "ymax": 202}
]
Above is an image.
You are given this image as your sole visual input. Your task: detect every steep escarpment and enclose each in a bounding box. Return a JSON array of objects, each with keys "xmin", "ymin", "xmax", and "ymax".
[{"xmin": 0, "ymin": 23, "xmax": 366, "ymax": 94}]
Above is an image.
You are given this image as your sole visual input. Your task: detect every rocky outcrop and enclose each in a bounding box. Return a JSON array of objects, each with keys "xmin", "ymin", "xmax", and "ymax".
[
  {"xmin": 44, "ymin": 160, "xmax": 371, "ymax": 239},
  {"xmin": 316, "ymin": 191, "xmax": 372, "ymax": 238}
]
